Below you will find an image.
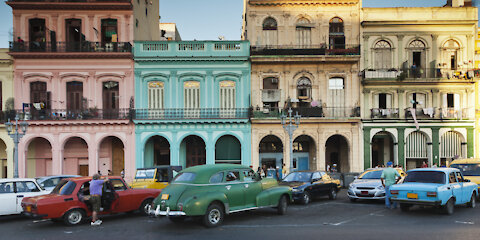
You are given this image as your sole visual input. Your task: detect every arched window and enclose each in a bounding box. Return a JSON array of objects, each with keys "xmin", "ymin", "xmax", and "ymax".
[
  {"xmin": 373, "ymin": 40, "xmax": 392, "ymax": 69},
  {"xmin": 408, "ymin": 40, "xmax": 426, "ymax": 70},
  {"xmin": 184, "ymin": 81, "xmax": 200, "ymax": 118},
  {"xmin": 297, "ymin": 77, "xmax": 312, "ymax": 100},
  {"xmin": 148, "ymin": 81, "xmax": 164, "ymax": 109},
  {"xmin": 442, "ymin": 39, "xmax": 460, "ymax": 70},
  {"xmin": 262, "ymin": 17, "xmax": 278, "ymax": 46},
  {"xmin": 329, "ymin": 17, "xmax": 345, "ymax": 49},
  {"xmin": 219, "ymin": 81, "xmax": 236, "ymax": 118},
  {"xmin": 296, "ymin": 18, "xmax": 311, "ymax": 48}
]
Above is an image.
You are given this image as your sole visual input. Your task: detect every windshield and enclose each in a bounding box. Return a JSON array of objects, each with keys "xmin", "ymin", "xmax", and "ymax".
[
  {"xmin": 135, "ymin": 169, "xmax": 156, "ymax": 180},
  {"xmin": 172, "ymin": 172, "xmax": 196, "ymax": 183},
  {"xmin": 283, "ymin": 172, "xmax": 312, "ymax": 182},
  {"xmin": 450, "ymin": 164, "xmax": 480, "ymax": 176},
  {"xmin": 51, "ymin": 180, "xmax": 77, "ymax": 195},
  {"xmin": 359, "ymin": 170, "xmax": 383, "ymax": 179},
  {"xmin": 404, "ymin": 171, "xmax": 445, "ymax": 184}
]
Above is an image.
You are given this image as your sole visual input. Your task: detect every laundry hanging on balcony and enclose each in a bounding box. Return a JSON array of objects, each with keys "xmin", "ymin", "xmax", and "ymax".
[{"xmin": 409, "ymin": 108, "xmax": 419, "ymax": 130}]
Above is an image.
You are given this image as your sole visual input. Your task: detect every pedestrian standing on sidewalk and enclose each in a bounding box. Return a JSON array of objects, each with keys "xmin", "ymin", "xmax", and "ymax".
[
  {"xmin": 90, "ymin": 174, "xmax": 108, "ymax": 226},
  {"xmin": 381, "ymin": 161, "xmax": 401, "ymax": 209}
]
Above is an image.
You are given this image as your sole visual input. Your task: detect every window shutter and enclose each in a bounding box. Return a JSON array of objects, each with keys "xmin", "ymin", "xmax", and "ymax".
[
  {"xmin": 408, "ymin": 94, "xmax": 414, "ymax": 108},
  {"xmin": 374, "ymin": 94, "xmax": 379, "ymax": 108},
  {"xmin": 386, "ymin": 94, "xmax": 392, "ymax": 108},
  {"xmin": 442, "ymin": 94, "xmax": 448, "ymax": 107},
  {"xmin": 454, "ymin": 94, "xmax": 460, "ymax": 110}
]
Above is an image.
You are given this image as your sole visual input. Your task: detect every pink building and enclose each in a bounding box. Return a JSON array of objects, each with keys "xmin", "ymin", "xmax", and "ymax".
[{"xmin": 7, "ymin": 0, "xmax": 136, "ymax": 179}]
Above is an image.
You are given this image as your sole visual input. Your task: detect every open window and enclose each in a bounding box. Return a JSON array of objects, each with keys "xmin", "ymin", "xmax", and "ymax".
[{"xmin": 101, "ymin": 19, "xmax": 118, "ymax": 43}]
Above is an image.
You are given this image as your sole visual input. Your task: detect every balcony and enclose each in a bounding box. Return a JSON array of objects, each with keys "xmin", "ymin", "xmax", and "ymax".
[
  {"xmin": 134, "ymin": 108, "xmax": 250, "ymax": 120},
  {"xmin": 135, "ymin": 41, "xmax": 250, "ymax": 59},
  {"xmin": 262, "ymin": 89, "xmax": 281, "ymax": 103},
  {"xmin": 404, "ymin": 107, "xmax": 473, "ymax": 120},
  {"xmin": 251, "ymin": 44, "xmax": 360, "ymax": 56},
  {"xmin": 251, "ymin": 107, "xmax": 360, "ymax": 119},
  {"xmin": 371, "ymin": 108, "xmax": 399, "ymax": 119},
  {"xmin": 363, "ymin": 68, "xmax": 477, "ymax": 80},
  {"xmin": 10, "ymin": 41, "xmax": 132, "ymax": 53},
  {"xmin": 7, "ymin": 0, "xmax": 132, "ymax": 10},
  {"xmin": 13, "ymin": 108, "xmax": 131, "ymax": 121}
]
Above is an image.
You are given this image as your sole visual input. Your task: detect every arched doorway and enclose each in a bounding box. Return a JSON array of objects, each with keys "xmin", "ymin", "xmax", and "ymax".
[
  {"xmin": 26, "ymin": 137, "xmax": 52, "ymax": 178},
  {"xmin": 405, "ymin": 131, "xmax": 429, "ymax": 170},
  {"xmin": 325, "ymin": 135, "xmax": 349, "ymax": 173},
  {"xmin": 259, "ymin": 135, "xmax": 283, "ymax": 169},
  {"xmin": 144, "ymin": 135, "xmax": 170, "ymax": 167},
  {"xmin": 99, "ymin": 136, "xmax": 124, "ymax": 176},
  {"xmin": 293, "ymin": 135, "xmax": 316, "ymax": 171},
  {"xmin": 215, "ymin": 135, "xmax": 241, "ymax": 164},
  {"xmin": 371, "ymin": 131, "xmax": 395, "ymax": 167},
  {"xmin": 0, "ymin": 140, "xmax": 7, "ymax": 178},
  {"xmin": 63, "ymin": 137, "xmax": 88, "ymax": 176},
  {"xmin": 180, "ymin": 135, "xmax": 206, "ymax": 168},
  {"xmin": 440, "ymin": 131, "xmax": 464, "ymax": 167}
]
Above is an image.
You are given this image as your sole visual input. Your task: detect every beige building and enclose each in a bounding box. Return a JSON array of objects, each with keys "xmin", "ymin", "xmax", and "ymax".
[
  {"xmin": 243, "ymin": 0, "xmax": 363, "ymax": 173},
  {"xmin": 361, "ymin": 4, "xmax": 478, "ymax": 169},
  {"xmin": 160, "ymin": 23, "xmax": 182, "ymax": 41},
  {"xmin": 0, "ymin": 49, "xmax": 15, "ymax": 178},
  {"xmin": 134, "ymin": 0, "xmax": 160, "ymax": 40}
]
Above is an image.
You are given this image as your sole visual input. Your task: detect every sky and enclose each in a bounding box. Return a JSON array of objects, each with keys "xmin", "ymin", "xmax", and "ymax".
[{"xmin": 0, "ymin": 0, "xmax": 464, "ymax": 47}]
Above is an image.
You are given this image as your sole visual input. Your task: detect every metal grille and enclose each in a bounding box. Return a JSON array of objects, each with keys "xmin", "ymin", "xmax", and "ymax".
[
  {"xmin": 440, "ymin": 131, "xmax": 462, "ymax": 158},
  {"xmin": 406, "ymin": 131, "xmax": 428, "ymax": 159}
]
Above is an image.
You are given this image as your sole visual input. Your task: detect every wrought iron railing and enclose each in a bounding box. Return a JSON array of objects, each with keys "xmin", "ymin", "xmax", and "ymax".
[
  {"xmin": 370, "ymin": 108, "xmax": 399, "ymax": 119},
  {"xmin": 251, "ymin": 107, "xmax": 360, "ymax": 119},
  {"xmin": 363, "ymin": 68, "xmax": 477, "ymax": 79},
  {"xmin": 134, "ymin": 108, "xmax": 250, "ymax": 120},
  {"xmin": 13, "ymin": 108, "xmax": 131, "ymax": 121},
  {"xmin": 9, "ymin": 41, "xmax": 132, "ymax": 53},
  {"xmin": 251, "ymin": 44, "xmax": 360, "ymax": 56},
  {"xmin": 404, "ymin": 107, "xmax": 472, "ymax": 120}
]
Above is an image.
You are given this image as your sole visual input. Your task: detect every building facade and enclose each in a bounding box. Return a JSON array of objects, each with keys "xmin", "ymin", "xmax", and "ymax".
[
  {"xmin": 0, "ymin": 49, "xmax": 15, "ymax": 178},
  {"xmin": 134, "ymin": 41, "xmax": 251, "ymax": 169},
  {"xmin": 243, "ymin": 0, "xmax": 363, "ymax": 173},
  {"xmin": 361, "ymin": 5, "xmax": 478, "ymax": 170},
  {"xmin": 7, "ymin": 0, "xmax": 137, "ymax": 179}
]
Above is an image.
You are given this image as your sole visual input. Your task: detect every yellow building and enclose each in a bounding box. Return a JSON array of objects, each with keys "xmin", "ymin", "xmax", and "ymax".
[{"xmin": 0, "ymin": 49, "xmax": 15, "ymax": 178}]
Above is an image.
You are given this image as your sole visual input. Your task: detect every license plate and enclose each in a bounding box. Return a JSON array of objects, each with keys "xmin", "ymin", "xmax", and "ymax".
[
  {"xmin": 361, "ymin": 191, "xmax": 368, "ymax": 195},
  {"xmin": 161, "ymin": 194, "xmax": 169, "ymax": 200},
  {"xmin": 26, "ymin": 205, "xmax": 31, "ymax": 212},
  {"xmin": 407, "ymin": 193, "xmax": 418, "ymax": 199}
]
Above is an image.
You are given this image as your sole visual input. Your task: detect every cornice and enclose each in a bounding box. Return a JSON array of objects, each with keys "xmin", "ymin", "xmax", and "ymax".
[
  {"xmin": 27, "ymin": 119, "xmax": 131, "ymax": 127},
  {"xmin": 6, "ymin": 2, "xmax": 132, "ymax": 11},
  {"xmin": 8, "ymin": 52, "xmax": 132, "ymax": 59},
  {"xmin": 248, "ymin": 0, "xmax": 359, "ymax": 6}
]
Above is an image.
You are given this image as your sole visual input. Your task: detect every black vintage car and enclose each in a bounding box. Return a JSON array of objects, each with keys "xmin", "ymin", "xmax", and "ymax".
[{"xmin": 280, "ymin": 171, "xmax": 341, "ymax": 205}]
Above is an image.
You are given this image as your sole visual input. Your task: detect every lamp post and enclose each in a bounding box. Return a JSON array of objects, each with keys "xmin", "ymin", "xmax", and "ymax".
[
  {"xmin": 5, "ymin": 116, "xmax": 28, "ymax": 178},
  {"xmin": 281, "ymin": 108, "xmax": 301, "ymax": 174}
]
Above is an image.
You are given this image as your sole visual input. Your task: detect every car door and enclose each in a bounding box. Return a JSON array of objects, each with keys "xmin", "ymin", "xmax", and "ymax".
[
  {"xmin": 455, "ymin": 171, "xmax": 468, "ymax": 204},
  {"xmin": 108, "ymin": 178, "xmax": 131, "ymax": 212},
  {"xmin": 310, "ymin": 172, "xmax": 323, "ymax": 197},
  {"xmin": 223, "ymin": 170, "xmax": 245, "ymax": 211},
  {"xmin": 242, "ymin": 170, "xmax": 263, "ymax": 207},
  {"xmin": 448, "ymin": 172, "xmax": 462, "ymax": 204},
  {"xmin": 14, "ymin": 180, "xmax": 44, "ymax": 213},
  {"xmin": 0, "ymin": 182, "xmax": 17, "ymax": 215}
]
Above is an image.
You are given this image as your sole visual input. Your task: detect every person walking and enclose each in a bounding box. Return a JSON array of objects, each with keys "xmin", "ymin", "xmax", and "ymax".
[
  {"xmin": 381, "ymin": 161, "xmax": 401, "ymax": 209},
  {"xmin": 90, "ymin": 174, "xmax": 108, "ymax": 226}
]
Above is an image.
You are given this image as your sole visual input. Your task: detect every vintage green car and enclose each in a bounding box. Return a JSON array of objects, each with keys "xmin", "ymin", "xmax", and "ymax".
[{"xmin": 149, "ymin": 164, "xmax": 292, "ymax": 227}]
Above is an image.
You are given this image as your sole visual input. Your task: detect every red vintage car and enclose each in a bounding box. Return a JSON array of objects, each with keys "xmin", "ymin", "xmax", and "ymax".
[{"xmin": 21, "ymin": 176, "xmax": 161, "ymax": 225}]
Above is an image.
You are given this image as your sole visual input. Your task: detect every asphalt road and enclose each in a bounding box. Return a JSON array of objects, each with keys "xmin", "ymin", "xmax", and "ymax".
[{"xmin": 1, "ymin": 190, "xmax": 480, "ymax": 240}]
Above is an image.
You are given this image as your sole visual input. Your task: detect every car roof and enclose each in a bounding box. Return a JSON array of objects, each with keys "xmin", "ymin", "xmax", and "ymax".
[
  {"xmin": 136, "ymin": 166, "xmax": 182, "ymax": 170},
  {"xmin": 450, "ymin": 158, "xmax": 480, "ymax": 164},
  {"xmin": 180, "ymin": 164, "xmax": 251, "ymax": 183},
  {"xmin": 407, "ymin": 168, "xmax": 458, "ymax": 173},
  {"xmin": 36, "ymin": 175, "xmax": 81, "ymax": 179},
  {"xmin": 0, "ymin": 178, "xmax": 39, "ymax": 183}
]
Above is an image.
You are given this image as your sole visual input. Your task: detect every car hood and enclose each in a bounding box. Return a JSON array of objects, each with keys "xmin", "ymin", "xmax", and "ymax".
[
  {"xmin": 351, "ymin": 179, "xmax": 382, "ymax": 188},
  {"xmin": 279, "ymin": 181, "xmax": 307, "ymax": 188},
  {"xmin": 390, "ymin": 182, "xmax": 442, "ymax": 192}
]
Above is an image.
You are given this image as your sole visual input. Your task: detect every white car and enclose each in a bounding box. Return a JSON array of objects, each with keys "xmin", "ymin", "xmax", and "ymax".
[
  {"xmin": 36, "ymin": 175, "xmax": 81, "ymax": 192},
  {"xmin": 0, "ymin": 178, "xmax": 49, "ymax": 215}
]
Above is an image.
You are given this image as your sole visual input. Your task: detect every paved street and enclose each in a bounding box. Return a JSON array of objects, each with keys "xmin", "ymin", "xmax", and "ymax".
[{"xmin": 1, "ymin": 190, "xmax": 480, "ymax": 240}]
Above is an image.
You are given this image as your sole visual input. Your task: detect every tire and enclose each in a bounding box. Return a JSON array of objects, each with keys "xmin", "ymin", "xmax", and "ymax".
[
  {"xmin": 300, "ymin": 192, "xmax": 311, "ymax": 205},
  {"xmin": 400, "ymin": 203, "xmax": 410, "ymax": 212},
  {"xmin": 168, "ymin": 216, "xmax": 186, "ymax": 223},
  {"xmin": 467, "ymin": 194, "xmax": 476, "ymax": 208},
  {"xmin": 328, "ymin": 188, "xmax": 337, "ymax": 200},
  {"xmin": 444, "ymin": 198, "xmax": 455, "ymax": 215},
  {"xmin": 139, "ymin": 199, "xmax": 153, "ymax": 216},
  {"xmin": 277, "ymin": 195, "xmax": 288, "ymax": 215},
  {"xmin": 63, "ymin": 209, "xmax": 85, "ymax": 226},
  {"xmin": 203, "ymin": 203, "xmax": 224, "ymax": 228},
  {"xmin": 349, "ymin": 198, "xmax": 357, "ymax": 203}
]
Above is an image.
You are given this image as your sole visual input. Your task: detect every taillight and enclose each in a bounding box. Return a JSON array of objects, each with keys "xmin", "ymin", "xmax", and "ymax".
[
  {"xmin": 390, "ymin": 190, "xmax": 399, "ymax": 195},
  {"xmin": 427, "ymin": 192, "xmax": 437, "ymax": 197}
]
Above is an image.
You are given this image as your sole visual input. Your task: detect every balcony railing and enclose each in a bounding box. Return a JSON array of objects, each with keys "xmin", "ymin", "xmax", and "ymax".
[
  {"xmin": 9, "ymin": 41, "xmax": 132, "ymax": 53},
  {"xmin": 13, "ymin": 108, "xmax": 131, "ymax": 121},
  {"xmin": 135, "ymin": 41, "xmax": 249, "ymax": 58},
  {"xmin": 134, "ymin": 108, "xmax": 250, "ymax": 120},
  {"xmin": 404, "ymin": 107, "xmax": 473, "ymax": 120},
  {"xmin": 371, "ymin": 108, "xmax": 399, "ymax": 119},
  {"xmin": 439, "ymin": 108, "xmax": 470, "ymax": 119},
  {"xmin": 251, "ymin": 107, "xmax": 360, "ymax": 119},
  {"xmin": 363, "ymin": 68, "xmax": 477, "ymax": 80},
  {"xmin": 251, "ymin": 44, "xmax": 360, "ymax": 56}
]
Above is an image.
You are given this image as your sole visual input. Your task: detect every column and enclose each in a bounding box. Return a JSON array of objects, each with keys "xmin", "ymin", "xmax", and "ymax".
[
  {"xmin": 317, "ymin": 129, "xmax": 324, "ymax": 171},
  {"xmin": 134, "ymin": 70, "xmax": 142, "ymax": 108},
  {"xmin": 467, "ymin": 127, "xmax": 474, "ymax": 158},
  {"xmin": 397, "ymin": 35, "xmax": 404, "ymax": 68},
  {"xmin": 206, "ymin": 145, "xmax": 215, "ymax": 165},
  {"xmin": 6, "ymin": 147, "xmax": 13, "ymax": 178},
  {"xmin": 363, "ymin": 127, "xmax": 371, "ymax": 170},
  {"xmin": 18, "ymin": 139, "xmax": 26, "ymax": 178},
  {"xmin": 432, "ymin": 89, "xmax": 439, "ymax": 117},
  {"xmin": 205, "ymin": 70, "xmax": 214, "ymax": 108},
  {"xmin": 398, "ymin": 89, "xmax": 405, "ymax": 118},
  {"xmin": 431, "ymin": 34, "xmax": 438, "ymax": 69},
  {"xmin": 363, "ymin": 89, "xmax": 370, "ymax": 119},
  {"xmin": 467, "ymin": 34, "xmax": 474, "ymax": 63},
  {"xmin": 431, "ymin": 127, "xmax": 440, "ymax": 166},
  {"xmin": 51, "ymin": 144, "xmax": 64, "ymax": 175},
  {"xmin": 363, "ymin": 35, "xmax": 369, "ymax": 69},
  {"xmin": 88, "ymin": 139, "xmax": 98, "ymax": 176},
  {"xmin": 170, "ymin": 71, "xmax": 178, "ymax": 108},
  {"xmin": 397, "ymin": 127, "xmax": 405, "ymax": 168}
]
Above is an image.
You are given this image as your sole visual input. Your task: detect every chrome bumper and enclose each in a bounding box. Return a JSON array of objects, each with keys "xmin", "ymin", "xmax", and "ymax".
[{"xmin": 149, "ymin": 205, "xmax": 186, "ymax": 217}]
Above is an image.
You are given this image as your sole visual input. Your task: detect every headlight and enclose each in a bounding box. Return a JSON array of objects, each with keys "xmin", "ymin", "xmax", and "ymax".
[
  {"xmin": 292, "ymin": 188, "xmax": 301, "ymax": 192},
  {"xmin": 349, "ymin": 184, "xmax": 355, "ymax": 189}
]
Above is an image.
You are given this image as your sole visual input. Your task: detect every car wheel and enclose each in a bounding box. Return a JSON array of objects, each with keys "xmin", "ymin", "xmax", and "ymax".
[
  {"xmin": 203, "ymin": 203, "xmax": 224, "ymax": 228},
  {"xmin": 349, "ymin": 198, "xmax": 357, "ymax": 203},
  {"xmin": 139, "ymin": 199, "xmax": 153, "ymax": 216},
  {"xmin": 277, "ymin": 195, "xmax": 288, "ymax": 215},
  {"xmin": 300, "ymin": 192, "xmax": 311, "ymax": 205},
  {"xmin": 467, "ymin": 194, "xmax": 476, "ymax": 208},
  {"xmin": 400, "ymin": 203, "xmax": 410, "ymax": 212},
  {"xmin": 63, "ymin": 209, "xmax": 85, "ymax": 226},
  {"xmin": 168, "ymin": 216, "xmax": 186, "ymax": 223},
  {"xmin": 328, "ymin": 188, "xmax": 337, "ymax": 200},
  {"xmin": 444, "ymin": 198, "xmax": 455, "ymax": 215}
]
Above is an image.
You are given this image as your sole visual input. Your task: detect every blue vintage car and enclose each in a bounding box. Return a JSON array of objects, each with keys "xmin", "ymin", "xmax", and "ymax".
[{"xmin": 390, "ymin": 168, "xmax": 478, "ymax": 215}]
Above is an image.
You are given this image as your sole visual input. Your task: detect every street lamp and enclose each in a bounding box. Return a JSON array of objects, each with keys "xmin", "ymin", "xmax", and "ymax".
[
  {"xmin": 5, "ymin": 116, "xmax": 28, "ymax": 178},
  {"xmin": 281, "ymin": 108, "xmax": 301, "ymax": 174}
]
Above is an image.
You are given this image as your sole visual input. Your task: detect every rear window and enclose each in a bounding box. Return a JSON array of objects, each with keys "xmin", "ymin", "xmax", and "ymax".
[
  {"xmin": 172, "ymin": 172, "xmax": 196, "ymax": 183},
  {"xmin": 52, "ymin": 180, "xmax": 77, "ymax": 195},
  {"xmin": 135, "ymin": 169, "xmax": 156, "ymax": 179},
  {"xmin": 404, "ymin": 171, "xmax": 445, "ymax": 184},
  {"xmin": 359, "ymin": 170, "xmax": 382, "ymax": 179},
  {"xmin": 450, "ymin": 164, "xmax": 480, "ymax": 176}
]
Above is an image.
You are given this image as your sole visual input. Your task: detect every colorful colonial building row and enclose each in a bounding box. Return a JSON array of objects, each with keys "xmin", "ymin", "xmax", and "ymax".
[{"xmin": 0, "ymin": 0, "xmax": 479, "ymax": 180}]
